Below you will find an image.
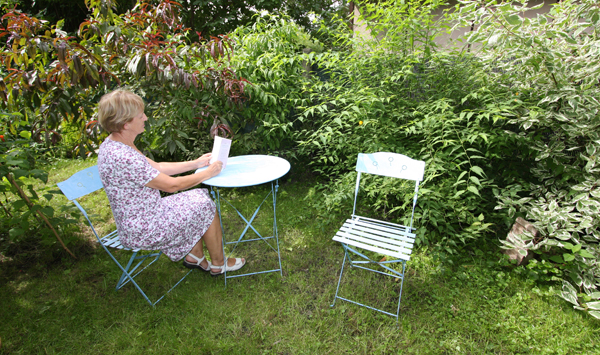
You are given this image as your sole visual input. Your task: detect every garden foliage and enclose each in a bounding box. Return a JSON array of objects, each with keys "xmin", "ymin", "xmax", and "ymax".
[
  {"xmin": 227, "ymin": 16, "xmax": 324, "ymax": 153},
  {"xmin": 285, "ymin": 0, "xmax": 513, "ymax": 253},
  {"xmin": 452, "ymin": 0, "xmax": 600, "ymax": 319},
  {"xmin": 224, "ymin": 0, "xmax": 600, "ymax": 318}
]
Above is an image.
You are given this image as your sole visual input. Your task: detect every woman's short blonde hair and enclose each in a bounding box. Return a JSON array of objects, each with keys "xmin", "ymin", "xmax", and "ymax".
[{"xmin": 97, "ymin": 89, "xmax": 145, "ymax": 133}]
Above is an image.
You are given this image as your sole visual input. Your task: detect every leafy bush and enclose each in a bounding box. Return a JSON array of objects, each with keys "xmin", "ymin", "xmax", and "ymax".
[
  {"xmin": 0, "ymin": 113, "xmax": 79, "ymax": 260},
  {"xmin": 227, "ymin": 15, "xmax": 323, "ymax": 154},
  {"xmin": 239, "ymin": 0, "xmax": 600, "ymax": 318},
  {"xmin": 453, "ymin": 0, "xmax": 600, "ymax": 318},
  {"xmin": 283, "ymin": 1, "xmax": 519, "ymax": 255}
]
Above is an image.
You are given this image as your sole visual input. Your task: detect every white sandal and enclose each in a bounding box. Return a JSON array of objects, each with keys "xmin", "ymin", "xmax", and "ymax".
[
  {"xmin": 210, "ymin": 258, "xmax": 246, "ymax": 276},
  {"xmin": 183, "ymin": 253, "xmax": 211, "ymax": 272}
]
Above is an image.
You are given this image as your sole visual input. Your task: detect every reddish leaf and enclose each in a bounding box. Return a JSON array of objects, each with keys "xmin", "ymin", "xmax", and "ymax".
[{"xmin": 85, "ymin": 120, "xmax": 97, "ymax": 130}]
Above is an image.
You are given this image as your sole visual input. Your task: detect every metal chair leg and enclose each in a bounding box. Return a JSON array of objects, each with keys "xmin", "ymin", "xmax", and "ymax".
[
  {"xmin": 394, "ymin": 261, "xmax": 407, "ymax": 325},
  {"xmin": 331, "ymin": 247, "xmax": 408, "ymax": 322},
  {"xmin": 116, "ymin": 251, "xmax": 139, "ymax": 291},
  {"xmin": 331, "ymin": 252, "xmax": 348, "ymax": 307}
]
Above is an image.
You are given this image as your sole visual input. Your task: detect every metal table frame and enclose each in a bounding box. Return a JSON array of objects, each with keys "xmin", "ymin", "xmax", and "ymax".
[
  {"xmin": 197, "ymin": 155, "xmax": 290, "ymax": 286},
  {"xmin": 210, "ymin": 181, "xmax": 282, "ymax": 285}
]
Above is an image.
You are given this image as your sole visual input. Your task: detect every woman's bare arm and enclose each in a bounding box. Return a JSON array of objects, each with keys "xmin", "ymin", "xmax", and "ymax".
[
  {"xmin": 145, "ymin": 161, "xmax": 222, "ymax": 193},
  {"xmin": 146, "ymin": 153, "xmax": 211, "ymax": 176}
]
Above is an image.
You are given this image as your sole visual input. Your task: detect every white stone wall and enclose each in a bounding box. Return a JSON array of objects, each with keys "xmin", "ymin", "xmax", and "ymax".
[{"xmin": 352, "ymin": 0, "xmax": 559, "ymax": 50}]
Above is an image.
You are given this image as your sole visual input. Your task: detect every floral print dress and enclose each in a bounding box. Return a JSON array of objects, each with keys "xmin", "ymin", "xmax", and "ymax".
[{"xmin": 98, "ymin": 138, "xmax": 216, "ymax": 261}]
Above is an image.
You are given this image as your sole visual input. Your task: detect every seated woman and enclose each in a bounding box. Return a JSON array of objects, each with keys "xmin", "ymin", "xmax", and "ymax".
[{"xmin": 96, "ymin": 89, "xmax": 245, "ymax": 275}]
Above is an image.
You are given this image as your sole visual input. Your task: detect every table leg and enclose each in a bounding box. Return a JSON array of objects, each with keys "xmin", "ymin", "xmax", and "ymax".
[
  {"xmin": 273, "ymin": 180, "xmax": 283, "ymax": 277},
  {"xmin": 210, "ymin": 181, "xmax": 283, "ymax": 286}
]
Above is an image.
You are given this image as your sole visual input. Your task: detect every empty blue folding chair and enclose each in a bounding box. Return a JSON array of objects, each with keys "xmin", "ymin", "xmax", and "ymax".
[
  {"xmin": 57, "ymin": 165, "xmax": 193, "ymax": 306},
  {"xmin": 331, "ymin": 152, "xmax": 425, "ymax": 322}
]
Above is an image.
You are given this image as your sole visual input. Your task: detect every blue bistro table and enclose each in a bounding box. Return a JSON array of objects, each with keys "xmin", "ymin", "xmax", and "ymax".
[{"xmin": 196, "ymin": 155, "xmax": 290, "ymax": 285}]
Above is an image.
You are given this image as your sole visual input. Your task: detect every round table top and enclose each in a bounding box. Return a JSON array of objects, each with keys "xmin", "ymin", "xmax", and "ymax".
[{"xmin": 196, "ymin": 155, "xmax": 290, "ymax": 188}]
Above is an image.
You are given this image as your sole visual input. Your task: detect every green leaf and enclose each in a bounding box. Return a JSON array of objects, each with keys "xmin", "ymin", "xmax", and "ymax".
[
  {"xmin": 561, "ymin": 281, "xmax": 579, "ymax": 305},
  {"xmin": 580, "ymin": 218, "xmax": 593, "ymax": 228},
  {"xmin": 579, "ymin": 249, "xmax": 595, "ymax": 258},
  {"xmin": 5, "ymin": 159, "xmax": 25, "ymax": 167},
  {"xmin": 9, "ymin": 228, "xmax": 24, "ymax": 239},
  {"xmin": 518, "ymin": 249, "xmax": 528, "ymax": 256},
  {"xmin": 174, "ymin": 129, "xmax": 189, "ymax": 139},
  {"xmin": 12, "ymin": 200, "xmax": 27, "ymax": 210},
  {"xmin": 470, "ymin": 166, "xmax": 485, "ymax": 177},
  {"xmin": 562, "ymin": 242, "xmax": 574, "ymax": 250},
  {"xmin": 467, "ymin": 186, "xmax": 480, "ymax": 196},
  {"xmin": 563, "ymin": 253, "xmax": 575, "ymax": 262},
  {"xmin": 41, "ymin": 206, "xmax": 54, "ymax": 217},
  {"xmin": 452, "ymin": 190, "xmax": 466, "ymax": 198},
  {"xmin": 19, "ymin": 131, "xmax": 32, "ymax": 139},
  {"xmin": 550, "ymin": 255, "xmax": 564, "ymax": 263},
  {"xmin": 175, "ymin": 140, "xmax": 187, "ymax": 152},
  {"xmin": 573, "ymin": 193, "xmax": 587, "ymax": 203},
  {"xmin": 505, "ymin": 15, "xmax": 522, "ymax": 26},
  {"xmin": 586, "ymin": 302, "xmax": 600, "ymax": 310}
]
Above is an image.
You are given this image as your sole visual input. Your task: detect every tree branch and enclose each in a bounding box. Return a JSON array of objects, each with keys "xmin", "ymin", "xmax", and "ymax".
[{"xmin": 6, "ymin": 173, "xmax": 77, "ymax": 259}]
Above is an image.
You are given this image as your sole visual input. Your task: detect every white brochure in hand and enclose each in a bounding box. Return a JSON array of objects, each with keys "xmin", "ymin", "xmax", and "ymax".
[{"xmin": 210, "ymin": 136, "xmax": 232, "ymax": 169}]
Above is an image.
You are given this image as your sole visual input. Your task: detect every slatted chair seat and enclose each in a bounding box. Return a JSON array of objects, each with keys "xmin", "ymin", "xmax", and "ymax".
[
  {"xmin": 331, "ymin": 152, "xmax": 425, "ymax": 322},
  {"xmin": 100, "ymin": 231, "xmax": 128, "ymax": 250},
  {"xmin": 333, "ymin": 217, "xmax": 416, "ymax": 260},
  {"xmin": 57, "ymin": 165, "xmax": 193, "ymax": 306}
]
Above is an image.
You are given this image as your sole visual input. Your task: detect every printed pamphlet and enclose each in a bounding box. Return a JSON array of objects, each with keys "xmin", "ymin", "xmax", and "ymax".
[{"xmin": 210, "ymin": 136, "xmax": 232, "ymax": 168}]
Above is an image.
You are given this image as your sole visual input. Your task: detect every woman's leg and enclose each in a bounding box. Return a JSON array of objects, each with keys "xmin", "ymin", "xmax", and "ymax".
[
  {"xmin": 201, "ymin": 211, "xmax": 244, "ymax": 270},
  {"xmin": 186, "ymin": 239, "xmax": 210, "ymax": 269}
]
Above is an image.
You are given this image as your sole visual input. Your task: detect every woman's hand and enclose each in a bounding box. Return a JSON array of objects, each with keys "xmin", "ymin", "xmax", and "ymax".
[
  {"xmin": 205, "ymin": 160, "xmax": 223, "ymax": 178},
  {"xmin": 195, "ymin": 153, "xmax": 212, "ymax": 169}
]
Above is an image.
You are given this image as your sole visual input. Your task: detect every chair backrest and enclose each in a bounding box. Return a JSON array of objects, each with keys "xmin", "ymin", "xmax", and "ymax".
[
  {"xmin": 56, "ymin": 165, "xmax": 103, "ymax": 201},
  {"xmin": 352, "ymin": 152, "xmax": 426, "ymax": 229},
  {"xmin": 356, "ymin": 152, "xmax": 425, "ymax": 181},
  {"xmin": 57, "ymin": 165, "xmax": 104, "ymax": 239}
]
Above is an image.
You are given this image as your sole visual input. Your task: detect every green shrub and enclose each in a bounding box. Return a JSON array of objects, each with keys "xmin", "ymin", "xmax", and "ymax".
[
  {"xmin": 245, "ymin": 0, "xmax": 600, "ymax": 318},
  {"xmin": 453, "ymin": 0, "xmax": 600, "ymax": 318},
  {"xmin": 0, "ymin": 113, "xmax": 80, "ymax": 260},
  {"xmin": 287, "ymin": 1, "xmax": 514, "ymax": 255},
  {"xmin": 227, "ymin": 15, "xmax": 323, "ymax": 154}
]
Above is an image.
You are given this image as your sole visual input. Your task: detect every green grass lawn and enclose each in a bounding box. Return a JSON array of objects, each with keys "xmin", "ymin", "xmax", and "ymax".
[{"xmin": 1, "ymin": 159, "xmax": 599, "ymax": 354}]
